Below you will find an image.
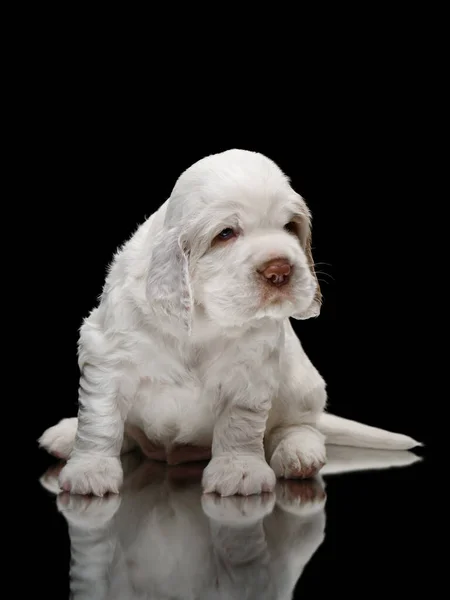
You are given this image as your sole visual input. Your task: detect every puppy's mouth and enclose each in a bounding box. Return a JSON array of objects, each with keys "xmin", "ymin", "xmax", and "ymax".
[
  {"xmin": 258, "ymin": 277, "xmax": 294, "ymax": 307},
  {"xmin": 257, "ymin": 272, "xmax": 292, "ymax": 288}
]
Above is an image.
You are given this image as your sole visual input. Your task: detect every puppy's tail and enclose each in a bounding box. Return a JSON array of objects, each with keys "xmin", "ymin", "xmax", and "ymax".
[{"xmin": 317, "ymin": 413, "xmax": 423, "ymax": 451}]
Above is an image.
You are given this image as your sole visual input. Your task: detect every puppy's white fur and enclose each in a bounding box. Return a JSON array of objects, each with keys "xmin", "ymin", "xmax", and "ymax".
[{"xmin": 39, "ymin": 149, "xmax": 421, "ymax": 497}]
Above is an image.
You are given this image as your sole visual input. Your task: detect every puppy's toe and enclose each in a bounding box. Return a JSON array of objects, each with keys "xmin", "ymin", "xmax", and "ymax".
[
  {"xmin": 202, "ymin": 455, "xmax": 276, "ymax": 497},
  {"xmin": 58, "ymin": 454, "xmax": 123, "ymax": 497}
]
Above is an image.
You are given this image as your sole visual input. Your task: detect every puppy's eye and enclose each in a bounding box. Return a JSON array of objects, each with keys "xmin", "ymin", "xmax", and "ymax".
[
  {"xmin": 284, "ymin": 222, "xmax": 297, "ymax": 235},
  {"xmin": 217, "ymin": 228, "xmax": 235, "ymax": 241}
]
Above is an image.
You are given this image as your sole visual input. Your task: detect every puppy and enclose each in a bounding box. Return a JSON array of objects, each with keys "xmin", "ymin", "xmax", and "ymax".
[{"xmin": 39, "ymin": 149, "xmax": 421, "ymax": 496}]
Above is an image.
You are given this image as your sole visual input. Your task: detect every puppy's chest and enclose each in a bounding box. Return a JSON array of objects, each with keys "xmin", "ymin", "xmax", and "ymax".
[
  {"xmin": 189, "ymin": 334, "xmax": 282, "ymax": 388},
  {"xmin": 133, "ymin": 326, "xmax": 283, "ymax": 392}
]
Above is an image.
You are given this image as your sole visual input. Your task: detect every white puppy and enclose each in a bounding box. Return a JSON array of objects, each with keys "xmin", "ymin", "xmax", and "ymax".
[{"xmin": 39, "ymin": 149, "xmax": 421, "ymax": 497}]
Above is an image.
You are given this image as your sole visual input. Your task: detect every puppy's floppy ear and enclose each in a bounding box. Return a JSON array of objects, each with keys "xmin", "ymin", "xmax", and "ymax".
[
  {"xmin": 146, "ymin": 226, "xmax": 193, "ymax": 333},
  {"xmin": 293, "ymin": 223, "xmax": 322, "ymax": 320}
]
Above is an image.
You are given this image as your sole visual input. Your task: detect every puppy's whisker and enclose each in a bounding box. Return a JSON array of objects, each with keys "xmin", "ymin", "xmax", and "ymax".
[
  {"xmin": 314, "ymin": 271, "xmax": 334, "ymax": 281},
  {"xmin": 312, "ymin": 261, "xmax": 332, "ymax": 266},
  {"xmin": 317, "ymin": 277, "xmax": 332, "ymax": 286}
]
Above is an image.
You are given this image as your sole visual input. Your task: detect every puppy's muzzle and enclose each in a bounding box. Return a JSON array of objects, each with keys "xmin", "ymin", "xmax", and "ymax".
[{"xmin": 258, "ymin": 258, "xmax": 292, "ymax": 287}]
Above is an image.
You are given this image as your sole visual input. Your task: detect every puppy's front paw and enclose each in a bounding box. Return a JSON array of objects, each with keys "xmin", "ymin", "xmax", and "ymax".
[
  {"xmin": 58, "ymin": 454, "xmax": 123, "ymax": 496},
  {"xmin": 202, "ymin": 455, "xmax": 276, "ymax": 496},
  {"xmin": 270, "ymin": 430, "xmax": 326, "ymax": 479}
]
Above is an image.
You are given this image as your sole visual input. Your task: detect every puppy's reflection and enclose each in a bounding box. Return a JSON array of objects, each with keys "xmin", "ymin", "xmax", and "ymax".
[{"xmin": 40, "ymin": 448, "xmax": 421, "ymax": 600}]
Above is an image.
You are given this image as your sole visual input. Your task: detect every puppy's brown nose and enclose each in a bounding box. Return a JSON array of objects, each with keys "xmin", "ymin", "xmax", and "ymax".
[{"xmin": 260, "ymin": 259, "xmax": 292, "ymax": 286}]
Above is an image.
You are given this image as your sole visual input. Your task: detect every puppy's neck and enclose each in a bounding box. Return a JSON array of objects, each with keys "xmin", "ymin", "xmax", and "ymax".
[{"xmin": 189, "ymin": 303, "xmax": 279, "ymax": 344}]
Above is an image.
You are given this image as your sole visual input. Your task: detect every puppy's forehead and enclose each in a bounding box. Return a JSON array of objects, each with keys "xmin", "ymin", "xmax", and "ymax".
[
  {"xmin": 199, "ymin": 170, "xmax": 307, "ymax": 228},
  {"xmin": 210, "ymin": 188, "xmax": 301, "ymax": 227},
  {"xmin": 166, "ymin": 149, "xmax": 309, "ymax": 228}
]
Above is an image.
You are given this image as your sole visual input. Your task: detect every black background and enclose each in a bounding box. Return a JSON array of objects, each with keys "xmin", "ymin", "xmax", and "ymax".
[{"xmin": 23, "ymin": 23, "xmax": 442, "ymax": 599}]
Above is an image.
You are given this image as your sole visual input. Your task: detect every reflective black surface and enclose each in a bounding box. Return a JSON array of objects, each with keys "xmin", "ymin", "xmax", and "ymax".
[
  {"xmin": 35, "ymin": 445, "xmax": 430, "ymax": 599},
  {"xmin": 24, "ymin": 46, "xmax": 441, "ymax": 599}
]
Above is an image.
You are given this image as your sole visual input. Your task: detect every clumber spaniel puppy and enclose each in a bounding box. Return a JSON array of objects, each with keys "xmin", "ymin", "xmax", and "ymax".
[{"xmin": 39, "ymin": 149, "xmax": 421, "ymax": 497}]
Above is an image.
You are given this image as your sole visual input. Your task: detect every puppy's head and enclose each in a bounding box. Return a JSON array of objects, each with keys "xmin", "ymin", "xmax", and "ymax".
[{"xmin": 147, "ymin": 149, "xmax": 322, "ymax": 330}]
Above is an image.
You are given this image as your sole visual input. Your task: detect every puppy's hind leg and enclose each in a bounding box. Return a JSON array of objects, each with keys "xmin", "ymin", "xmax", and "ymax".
[
  {"xmin": 265, "ymin": 385, "xmax": 327, "ymax": 480},
  {"xmin": 38, "ymin": 418, "xmax": 79, "ymax": 460},
  {"xmin": 38, "ymin": 417, "xmax": 137, "ymax": 461}
]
